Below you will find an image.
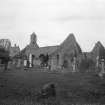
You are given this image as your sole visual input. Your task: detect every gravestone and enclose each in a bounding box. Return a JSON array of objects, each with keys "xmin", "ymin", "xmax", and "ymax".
[
  {"xmin": 24, "ymin": 60, "xmax": 27, "ymax": 67},
  {"xmin": 7, "ymin": 61, "xmax": 12, "ymax": 69},
  {"xmin": 72, "ymin": 57, "xmax": 77, "ymax": 72},
  {"xmin": 16, "ymin": 59, "xmax": 21, "ymax": 68},
  {"xmin": 101, "ymin": 59, "xmax": 105, "ymax": 73},
  {"xmin": 96, "ymin": 56, "xmax": 99, "ymax": 68},
  {"xmin": 29, "ymin": 54, "xmax": 32, "ymax": 67},
  {"xmin": 98, "ymin": 59, "xmax": 105, "ymax": 78}
]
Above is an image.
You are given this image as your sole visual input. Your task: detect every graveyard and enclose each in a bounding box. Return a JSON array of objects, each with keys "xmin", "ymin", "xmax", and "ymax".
[
  {"xmin": 0, "ymin": 0, "xmax": 105, "ymax": 104},
  {"xmin": 0, "ymin": 33, "xmax": 105, "ymax": 104}
]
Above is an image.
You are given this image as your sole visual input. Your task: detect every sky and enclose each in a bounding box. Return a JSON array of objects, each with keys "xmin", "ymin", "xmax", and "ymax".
[{"xmin": 0, "ymin": 0, "xmax": 105, "ymax": 52}]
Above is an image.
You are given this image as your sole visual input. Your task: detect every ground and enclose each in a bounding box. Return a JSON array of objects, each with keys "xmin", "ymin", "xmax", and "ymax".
[{"xmin": 0, "ymin": 68, "xmax": 105, "ymax": 105}]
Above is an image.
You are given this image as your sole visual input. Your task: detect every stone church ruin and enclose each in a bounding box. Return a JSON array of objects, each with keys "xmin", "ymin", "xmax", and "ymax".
[{"xmin": 0, "ymin": 32, "xmax": 105, "ymax": 74}]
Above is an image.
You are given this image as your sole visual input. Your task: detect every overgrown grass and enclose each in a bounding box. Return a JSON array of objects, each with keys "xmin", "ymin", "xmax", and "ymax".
[{"xmin": 0, "ymin": 69, "xmax": 105, "ymax": 104}]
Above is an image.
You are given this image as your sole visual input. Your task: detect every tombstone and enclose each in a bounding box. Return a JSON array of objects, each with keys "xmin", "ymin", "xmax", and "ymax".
[
  {"xmin": 98, "ymin": 59, "xmax": 105, "ymax": 78},
  {"xmin": 96, "ymin": 56, "xmax": 99, "ymax": 68},
  {"xmin": 101, "ymin": 59, "xmax": 105, "ymax": 73},
  {"xmin": 7, "ymin": 61, "xmax": 12, "ymax": 69},
  {"xmin": 50, "ymin": 57, "xmax": 57, "ymax": 71},
  {"xmin": 29, "ymin": 54, "xmax": 32, "ymax": 67},
  {"xmin": 16, "ymin": 59, "xmax": 21, "ymax": 68},
  {"xmin": 24, "ymin": 60, "xmax": 27, "ymax": 67},
  {"xmin": 72, "ymin": 57, "xmax": 76, "ymax": 72},
  {"xmin": 13, "ymin": 59, "xmax": 16, "ymax": 65}
]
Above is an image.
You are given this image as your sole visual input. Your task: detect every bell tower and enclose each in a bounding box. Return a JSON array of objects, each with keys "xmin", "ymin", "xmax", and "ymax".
[
  {"xmin": 30, "ymin": 32, "xmax": 39, "ymax": 48},
  {"xmin": 30, "ymin": 32, "xmax": 37, "ymax": 45}
]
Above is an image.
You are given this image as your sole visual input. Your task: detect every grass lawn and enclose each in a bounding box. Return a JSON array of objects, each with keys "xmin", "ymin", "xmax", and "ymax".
[{"xmin": 0, "ymin": 68, "xmax": 105, "ymax": 105}]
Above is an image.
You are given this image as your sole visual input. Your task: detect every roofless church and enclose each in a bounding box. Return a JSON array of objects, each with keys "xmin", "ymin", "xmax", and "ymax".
[
  {"xmin": 18, "ymin": 32, "xmax": 82, "ymax": 70},
  {"xmin": 0, "ymin": 32, "xmax": 105, "ymax": 72}
]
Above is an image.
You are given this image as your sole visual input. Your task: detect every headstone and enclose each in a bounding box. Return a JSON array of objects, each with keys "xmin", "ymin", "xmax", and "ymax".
[
  {"xmin": 17, "ymin": 59, "xmax": 21, "ymax": 68},
  {"xmin": 51, "ymin": 58, "xmax": 56, "ymax": 70},
  {"xmin": 98, "ymin": 59, "xmax": 105, "ymax": 78},
  {"xmin": 29, "ymin": 54, "xmax": 32, "ymax": 67},
  {"xmin": 101, "ymin": 59, "xmax": 105, "ymax": 73},
  {"xmin": 24, "ymin": 60, "xmax": 27, "ymax": 67},
  {"xmin": 72, "ymin": 57, "xmax": 76, "ymax": 72},
  {"xmin": 7, "ymin": 61, "xmax": 12, "ymax": 69},
  {"xmin": 96, "ymin": 56, "xmax": 99, "ymax": 68}
]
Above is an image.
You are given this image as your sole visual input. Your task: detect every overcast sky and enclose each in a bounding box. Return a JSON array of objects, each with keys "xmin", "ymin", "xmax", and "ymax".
[{"xmin": 0, "ymin": 0, "xmax": 105, "ymax": 51}]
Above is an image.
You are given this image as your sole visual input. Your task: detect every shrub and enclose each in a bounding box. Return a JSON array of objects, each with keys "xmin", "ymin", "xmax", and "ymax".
[{"xmin": 78, "ymin": 58, "xmax": 95, "ymax": 73}]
